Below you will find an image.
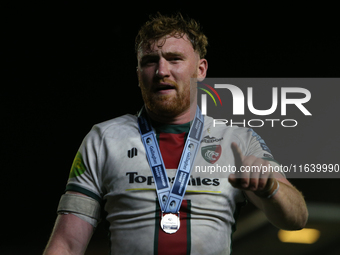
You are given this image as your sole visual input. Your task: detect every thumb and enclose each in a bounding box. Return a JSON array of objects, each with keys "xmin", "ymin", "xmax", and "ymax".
[{"xmin": 231, "ymin": 142, "xmax": 243, "ymax": 169}]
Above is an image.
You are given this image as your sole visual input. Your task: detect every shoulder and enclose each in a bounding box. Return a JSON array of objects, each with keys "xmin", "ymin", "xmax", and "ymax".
[
  {"xmin": 203, "ymin": 116, "xmax": 271, "ymax": 155},
  {"xmin": 203, "ymin": 115, "xmax": 254, "ymax": 141},
  {"xmin": 93, "ymin": 114, "xmax": 137, "ymax": 135},
  {"xmin": 83, "ymin": 114, "xmax": 138, "ymax": 143}
]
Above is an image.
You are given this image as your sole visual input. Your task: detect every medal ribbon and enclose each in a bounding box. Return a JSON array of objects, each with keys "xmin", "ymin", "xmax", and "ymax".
[{"xmin": 138, "ymin": 106, "xmax": 204, "ymax": 213}]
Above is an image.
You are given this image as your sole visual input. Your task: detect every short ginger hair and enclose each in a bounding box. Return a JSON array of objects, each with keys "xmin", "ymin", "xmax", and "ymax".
[{"xmin": 135, "ymin": 12, "xmax": 208, "ymax": 59}]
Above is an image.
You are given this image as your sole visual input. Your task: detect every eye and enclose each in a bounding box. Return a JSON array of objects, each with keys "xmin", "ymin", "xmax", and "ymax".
[
  {"xmin": 168, "ymin": 56, "xmax": 183, "ymax": 62},
  {"xmin": 140, "ymin": 56, "xmax": 158, "ymax": 67}
]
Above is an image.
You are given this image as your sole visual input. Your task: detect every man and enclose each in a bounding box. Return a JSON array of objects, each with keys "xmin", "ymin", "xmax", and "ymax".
[{"xmin": 44, "ymin": 13, "xmax": 308, "ymax": 255}]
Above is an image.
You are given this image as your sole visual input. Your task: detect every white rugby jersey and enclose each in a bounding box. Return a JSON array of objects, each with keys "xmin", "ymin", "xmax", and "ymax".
[{"xmin": 65, "ymin": 113, "xmax": 278, "ymax": 255}]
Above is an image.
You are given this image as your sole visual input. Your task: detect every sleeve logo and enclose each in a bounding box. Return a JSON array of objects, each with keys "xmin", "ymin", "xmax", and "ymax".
[{"xmin": 69, "ymin": 151, "xmax": 86, "ymax": 178}]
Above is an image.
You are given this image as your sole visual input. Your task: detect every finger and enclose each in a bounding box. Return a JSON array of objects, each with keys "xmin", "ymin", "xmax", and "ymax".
[
  {"xmin": 238, "ymin": 155, "xmax": 257, "ymax": 189},
  {"xmin": 249, "ymin": 170, "xmax": 261, "ymax": 191},
  {"xmin": 229, "ymin": 166, "xmax": 251, "ymax": 189},
  {"xmin": 231, "ymin": 142, "xmax": 243, "ymax": 169},
  {"xmin": 254, "ymin": 177, "xmax": 276, "ymax": 198},
  {"xmin": 239, "ymin": 171, "xmax": 251, "ymax": 189},
  {"xmin": 248, "ymin": 158, "xmax": 269, "ymax": 191},
  {"xmin": 257, "ymin": 175, "xmax": 275, "ymax": 193},
  {"xmin": 257, "ymin": 161, "xmax": 273, "ymax": 190},
  {"xmin": 228, "ymin": 173, "xmax": 238, "ymax": 188},
  {"xmin": 228, "ymin": 173, "xmax": 250, "ymax": 189}
]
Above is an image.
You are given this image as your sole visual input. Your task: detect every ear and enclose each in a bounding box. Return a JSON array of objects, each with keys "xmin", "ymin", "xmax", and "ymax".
[
  {"xmin": 197, "ymin": 58, "xmax": 208, "ymax": 82},
  {"xmin": 136, "ymin": 66, "xmax": 141, "ymax": 87}
]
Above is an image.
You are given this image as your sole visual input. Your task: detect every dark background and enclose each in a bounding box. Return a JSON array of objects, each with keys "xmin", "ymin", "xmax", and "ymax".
[{"xmin": 2, "ymin": 2, "xmax": 339, "ymax": 254}]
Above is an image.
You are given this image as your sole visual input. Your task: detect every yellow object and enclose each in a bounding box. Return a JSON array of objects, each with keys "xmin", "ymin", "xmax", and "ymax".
[{"xmin": 278, "ymin": 228, "xmax": 320, "ymax": 244}]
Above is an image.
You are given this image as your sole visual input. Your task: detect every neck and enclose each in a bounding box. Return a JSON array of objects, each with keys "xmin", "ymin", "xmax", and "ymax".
[{"xmin": 145, "ymin": 105, "xmax": 196, "ymax": 125}]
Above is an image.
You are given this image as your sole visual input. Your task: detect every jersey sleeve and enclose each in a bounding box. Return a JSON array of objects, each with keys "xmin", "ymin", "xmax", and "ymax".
[
  {"xmin": 65, "ymin": 125, "xmax": 104, "ymax": 203},
  {"xmin": 243, "ymin": 128, "xmax": 277, "ymax": 161},
  {"xmin": 233, "ymin": 127, "xmax": 280, "ymax": 163},
  {"xmin": 239, "ymin": 128, "xmax": 285, "ymax": 176}
]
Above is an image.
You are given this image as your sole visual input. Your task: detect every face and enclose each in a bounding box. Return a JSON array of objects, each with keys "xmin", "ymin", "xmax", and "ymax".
[{"xmin": 137, "ymin": 35, "xmax": 207, "ymax": 118}]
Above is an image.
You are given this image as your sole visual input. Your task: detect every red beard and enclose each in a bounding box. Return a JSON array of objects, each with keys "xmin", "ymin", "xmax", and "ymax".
[{"xmin": 140, "ymin": 79, "xmax": 191, "ymax": 117}]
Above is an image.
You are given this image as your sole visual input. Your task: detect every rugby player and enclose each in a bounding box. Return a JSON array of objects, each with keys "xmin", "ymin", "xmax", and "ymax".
[{"xmin": 44, "ymin": 13, "xmax": 308, "ymax": 255}]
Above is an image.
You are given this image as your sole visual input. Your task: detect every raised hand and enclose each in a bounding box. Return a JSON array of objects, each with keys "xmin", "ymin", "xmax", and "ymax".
[{"xmin": 228, "ymin": 142, "xmax": 278, "ymax": 198}]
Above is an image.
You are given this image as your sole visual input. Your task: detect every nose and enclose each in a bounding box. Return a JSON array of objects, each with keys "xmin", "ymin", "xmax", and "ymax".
[{"xmin": 155, "ymin": 58, "xmax": 170, "ymax": 78}]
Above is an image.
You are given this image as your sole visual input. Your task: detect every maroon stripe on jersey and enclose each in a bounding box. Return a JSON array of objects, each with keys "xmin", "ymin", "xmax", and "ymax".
[
  {"xmin": 158, "ymin": 132, "xmax": 186, "ymax": 169},
  {"xmin": 157, "ymin": 200, "xmax": 190, "ymax": 255},
  {"xmin": 154, "ymin": 130, "xmax": 190, "ymax": 254}
]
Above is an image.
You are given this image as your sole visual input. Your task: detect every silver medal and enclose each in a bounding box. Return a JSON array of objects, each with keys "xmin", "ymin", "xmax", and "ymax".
[{"xmin": 160, "ymin": 213, "xmax": 180, "ymax": 234}]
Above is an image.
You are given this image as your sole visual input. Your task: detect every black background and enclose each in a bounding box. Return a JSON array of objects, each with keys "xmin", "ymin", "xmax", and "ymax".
[{"xmin": 2, "ymin": 2, "xmax": 340, "ymax": 254}]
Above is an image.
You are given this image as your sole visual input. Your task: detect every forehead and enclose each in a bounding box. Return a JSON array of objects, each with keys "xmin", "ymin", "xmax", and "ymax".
[{"xmin": 138, "ymin": 35, "xmax": 196, "ymax": 58}]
